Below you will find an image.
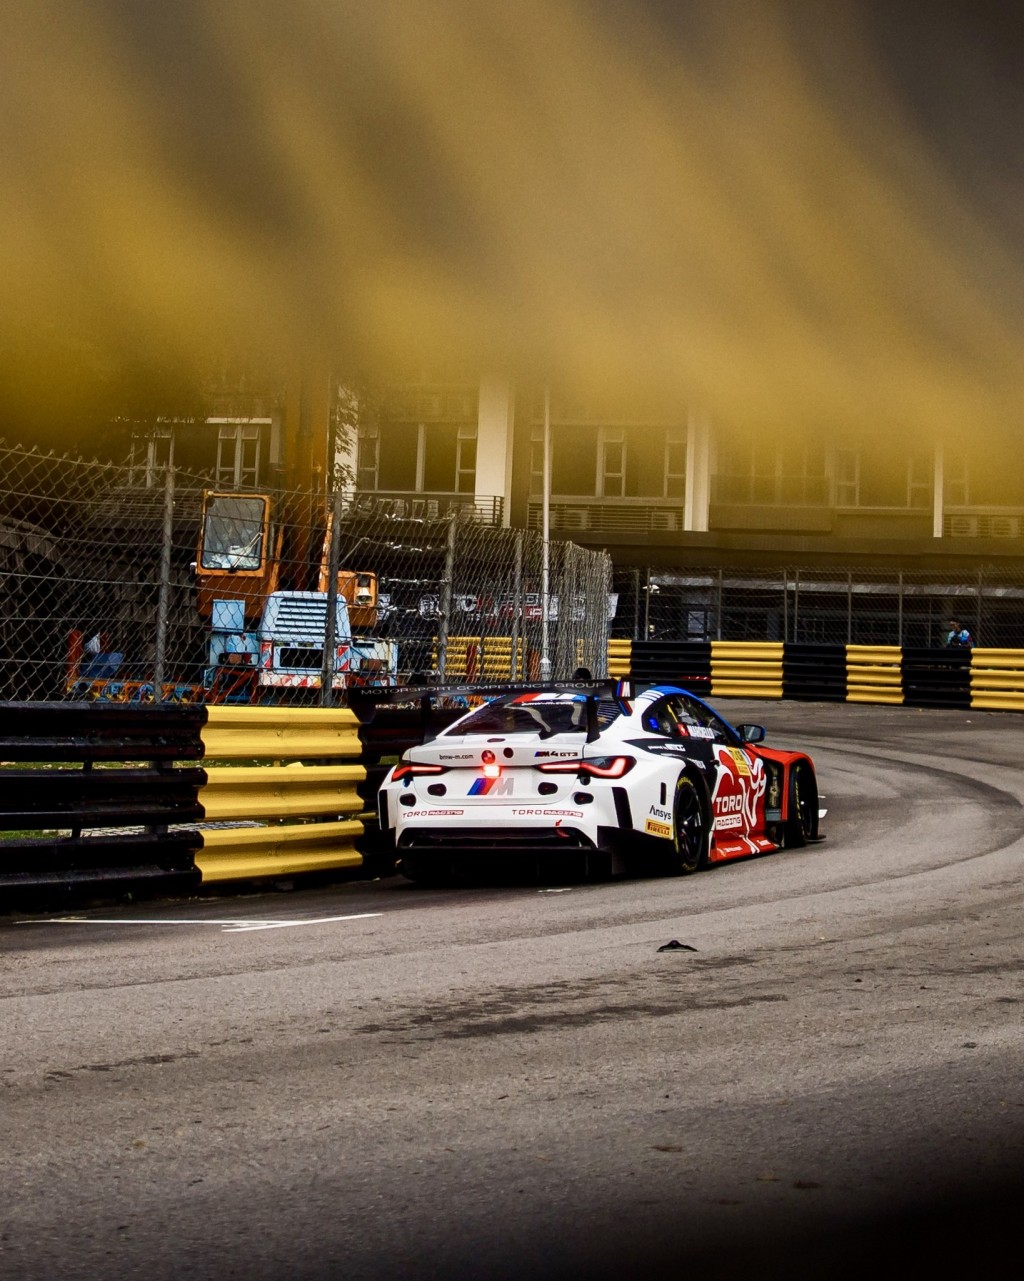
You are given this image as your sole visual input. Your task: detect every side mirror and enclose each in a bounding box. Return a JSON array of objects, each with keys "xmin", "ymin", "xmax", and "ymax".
[{"xmin": 738, "ymin": 724, "xmax": 767, "ymax": 744}]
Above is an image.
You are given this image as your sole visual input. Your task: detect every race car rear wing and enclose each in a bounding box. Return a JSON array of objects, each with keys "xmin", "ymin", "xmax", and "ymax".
[{"xmin": 348, "ymin": 679, "xmax": 635, "ymax": 745}]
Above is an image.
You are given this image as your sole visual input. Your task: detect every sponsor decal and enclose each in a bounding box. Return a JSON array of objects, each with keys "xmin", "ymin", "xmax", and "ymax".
[
  {"xmin": 438, "ymin": 753, "xmax": 474, "ymax": 761},
  {"xmin": 648, "ymin": 805, "xmax": 672, "ymax": 821},
  {"xmin": 511, "ymin": 808, "xmax": 583, "ymax": 817},
  {"xmin": 712, "ymin": 749, "xmax": 767, "ymax": 833},
  {"xmin": 645, "ymin": 818, "xmax": 672, "ymax": 839},
  {"xmin": 468, "ymin": 776, "xmax": 514, "ymax": 796},
  {"xmin": 686, "ymin": 725, "xmax": 716, "ymax": 739},
  {"xmin": 725, "ymin": 747, "xmax": 751, "ymax": 777},
  {"xmin": 417, "ymin": 809, "xmax": 465, "ymax": 816}
]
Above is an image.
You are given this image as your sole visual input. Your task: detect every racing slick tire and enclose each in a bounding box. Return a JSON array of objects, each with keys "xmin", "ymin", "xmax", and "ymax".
[
  {"xmin": 663, "ymin": 773, "xmax": 710, "ymax": 876},
  {"xmin": 784, "ymin": 761, "xmax": 818, "ymax": 848},
  {"xmin": 397, "ymin": 855, "xmax": 451, "ymax": 886}
]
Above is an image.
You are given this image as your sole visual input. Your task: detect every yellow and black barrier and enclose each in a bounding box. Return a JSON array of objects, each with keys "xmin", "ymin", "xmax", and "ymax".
[
  {"xmin": 195, "ymin": 705, "xmax": 367, "ymax": 884},
  {"xmin": 607, "ymin": 638, "xmax": 633, "ymax": 678},
  {"xmin": 710, "ymin": 641, "xmax": 784, "ymax": 699},
  {"xmin": 608, "ymin": 640, "xmax": 1024, "ymax": 711},
  {"xmin": 434, "ymin": 636, "xmax": 526, "ymax": 681},
  {"xmin": 845, "ymin": 645, "xmax": 904, "ymax": 705},
  {"xmin": 968, "ymin": 649, "xmax": 1024, "ymax": 712}
]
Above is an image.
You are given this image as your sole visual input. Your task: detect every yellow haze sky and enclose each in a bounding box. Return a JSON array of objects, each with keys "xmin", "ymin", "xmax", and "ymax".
[{"xmin": 1, "ymin": 0, "xmax": 1021, "ymax": 452}]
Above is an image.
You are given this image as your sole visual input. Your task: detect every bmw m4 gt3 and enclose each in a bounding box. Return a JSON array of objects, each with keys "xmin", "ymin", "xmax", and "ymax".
[{"xmin": 377, "ymin": 681, "xmax": 822, "ymax": 884}]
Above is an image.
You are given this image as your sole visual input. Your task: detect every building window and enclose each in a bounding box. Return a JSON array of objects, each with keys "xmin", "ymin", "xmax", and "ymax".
[
  {"xmin": 664, "ymin": 429, "xmax": 686, "ymax": 498},
  {"xmin": 214, "ymin": 420, "xmax": 262, "ymax": 487},
  {"xmin": 356, "ymin": 422, "xmax": 379, "ymax": 490},
  {"xmin": 598, "ymin": 428, "xmax": 625, "ymax": 498},
  {"xmin": 374, "ymin": 422, "xmax": 478, "ymax": 493},
  {"xmin": 834, "ymin": 449, "xmax": 859, "ymax": 506},
  {"xmin": 835, "ymin": 445, "xmax": 934, "ymax": 508},
  {"xmin": 714, "ymin": 441, "xmax": 827, "ymax": 505},
  {"xmin": 132, "ymin": 427, "xmax": 173, "ymax": 488},
  {"xmin": 907, "ymin": 452, "xmax": 932, "ymax": 508},
  {"xmin": 944, "ymin": 451, "xmax": 969, "ymax": 506},
  {"xmin": 456, "ymin": 424, "xmax": 477, "ymax": 493}
]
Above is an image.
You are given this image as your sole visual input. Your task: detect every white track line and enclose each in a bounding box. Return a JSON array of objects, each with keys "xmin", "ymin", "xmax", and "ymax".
[{"xmin": 18, "ymin": 913, "xmax": 382, "ymax": 932}]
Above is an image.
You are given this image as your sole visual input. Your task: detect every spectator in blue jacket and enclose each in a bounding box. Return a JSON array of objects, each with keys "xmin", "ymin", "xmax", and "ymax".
[{"xmin": 945, "ymin": 618, "xmax": 973, "ymax": 648}]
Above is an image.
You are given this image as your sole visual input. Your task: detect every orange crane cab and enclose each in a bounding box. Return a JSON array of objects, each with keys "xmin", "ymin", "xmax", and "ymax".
[{"xmin": 196, "ymin": 490, "xmax": 392, "ymax": 701}]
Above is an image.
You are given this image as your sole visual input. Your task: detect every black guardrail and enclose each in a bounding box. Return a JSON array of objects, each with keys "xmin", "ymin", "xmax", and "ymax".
[
  {"xmin": 901, "ymin": 647, "xmax": 973, "ymax": 708},
  {"xmin": 0, "ymin": 702, "xmax": 205, "ymax": 907},
  {"xmin": 783, "ymin": 644, "xmax": 848, "ymax": 702},
  {"xmin": 628, "ymin": 642, "xmax": 713, "ymax": 693}
]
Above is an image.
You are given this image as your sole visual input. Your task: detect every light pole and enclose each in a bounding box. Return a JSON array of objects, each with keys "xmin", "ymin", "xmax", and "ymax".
[{"xmin": 540, "ymin": 383, "xmax": 552, "ymax": 680}]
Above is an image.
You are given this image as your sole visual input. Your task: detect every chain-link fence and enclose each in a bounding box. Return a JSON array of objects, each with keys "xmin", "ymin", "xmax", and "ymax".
[
  {"xmin": 614, "ymin": 567, "xmax": 1024, "ymax": 649},
  {"xmin": 0, "ymin": 441, "xmax": 612, "ymax": 702}
]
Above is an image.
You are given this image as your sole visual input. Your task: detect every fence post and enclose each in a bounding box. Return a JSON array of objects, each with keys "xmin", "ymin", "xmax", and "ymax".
[
  {"xmin": 152, "ymin": 460, "xmax": 175, "ymax": 699},
  {"xmin": 897, "ymin": 571, "xmax": 904, "ymax": 645},
  {"xmin": 847, "ymin": 571, "xmax": 853, "ymax": 644},
  {"xmin": 320, "ymin": 489, "xmax": 343, "ymax": 707},
  {"xmin": 782, "ymin": 568, "xmax": 789, "ymax": 643},
  {"xmin": 511, "ymin": 529, "xmax": 523, "ymax": 679},
  {"xmin": 793, "ymin": 569, "xmax": 800, "ymax": 642},
  {"xmin": 715, "ymin": 569, "xmax": 723, "ymax": 640},
  {"xmin": 436, "ymin": 507, "xmax": 457, "ymax": 679}
]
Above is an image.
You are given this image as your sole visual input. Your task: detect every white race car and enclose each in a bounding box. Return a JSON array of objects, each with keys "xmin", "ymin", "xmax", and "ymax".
[{"xmin": 376, "ymin": 681, "xmax": 822, "ymax": 883}]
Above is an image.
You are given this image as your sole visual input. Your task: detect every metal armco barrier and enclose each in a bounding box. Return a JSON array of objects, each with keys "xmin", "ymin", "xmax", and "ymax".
[
  {"xmin": 200, "ymin": 706, "xmax": 364, "ymax": 761},
  {"xmin": 607, "ymin": 638, "xmax": 632, "ymax": 678},
  {"xmin": 607, "ymin": 641, "xmax": 1024, "ymax": 711},
  {"xmin": 194, "ymin": 706, "xmax": 366, "ymax": 884},
  {"xmin": 0, "ymin": 702, "xmax": 205, "ymax": 903},
  {"xmin": 900, "ymin": 646, "xmax": 972, "ymax": 708},
  {"xmin": 0, "ymin": 703, "xmax": 370, "ymax": 903},
  {"xmin": 970, "ymin": 649, "xmax": 1024, "ymax": 711},
  {"xmin": 434, "ymin": 635, "xmax": 526, "ymax": 680},
  {"xmin": 710, "ymin": 641, "xmax": 783, "ymax": 698},
  {"xmin": 615, "ymin": 640, "xmax": 712, "ymax": 692},
  {"xmin": 783, "ymin": 644, "xmax": 847, "ymax": 702},
  {"xmin": 846, "ymin": 646, "xmax": 904, "ymax": 705}
]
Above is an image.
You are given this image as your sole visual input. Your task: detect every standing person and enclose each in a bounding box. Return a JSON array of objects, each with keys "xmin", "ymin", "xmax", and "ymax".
[{"xmin": 945, "ymin": 617, "xmax": 974, "ymax": 648}]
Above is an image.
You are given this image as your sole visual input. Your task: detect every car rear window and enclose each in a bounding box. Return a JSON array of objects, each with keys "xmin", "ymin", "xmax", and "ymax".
[{"xmin": 446, "ymin": 695, "xmax": 624, "ymax": 739}]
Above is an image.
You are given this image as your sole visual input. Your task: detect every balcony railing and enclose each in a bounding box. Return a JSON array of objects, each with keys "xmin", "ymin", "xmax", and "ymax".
[{"xmin": 345, "ymin": 490, "xmax": 504, "ymax": 526}]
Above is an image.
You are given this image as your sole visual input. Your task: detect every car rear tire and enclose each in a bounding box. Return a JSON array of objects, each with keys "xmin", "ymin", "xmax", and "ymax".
[
  {"xmin": 664, "ymin": 774, "xmax": 708, "ymax": 875},
  {"xmin": 784, "ymin": 762, "xmax": 817, "ymax": 847},
  {"xmin": 397, "ymin": 855, "xmax": 450, "ymax": 886}
]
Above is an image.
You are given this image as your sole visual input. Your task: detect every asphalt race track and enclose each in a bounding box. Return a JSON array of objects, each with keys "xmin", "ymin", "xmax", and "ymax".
[{"xmin": 3, "ymin": 702, "xmax": 1023, "ymax": 1281}]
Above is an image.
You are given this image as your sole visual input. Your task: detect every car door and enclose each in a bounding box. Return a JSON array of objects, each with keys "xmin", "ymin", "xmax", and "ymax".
[{"xmin": 669, "ymin": 694, "xmax": 766, "ymax": 840}]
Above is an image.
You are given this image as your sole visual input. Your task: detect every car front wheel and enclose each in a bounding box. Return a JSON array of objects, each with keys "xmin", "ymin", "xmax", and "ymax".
[{"xmin": 784, "ymin": 762, "xmax": 817, "ymax": 847}]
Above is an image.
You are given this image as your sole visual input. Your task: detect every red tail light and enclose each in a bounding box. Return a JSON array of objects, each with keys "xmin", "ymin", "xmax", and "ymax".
[
  {"xmin": 580, "ymin": 756, "xmax": 635, "ymax": 779},
  {"xmin": 391, "ymin": 762, "xmax": 447, "ymax": 782},
  {"xmin": 537, "ymin": 756, "xmax": 635, "ymax": 778}
]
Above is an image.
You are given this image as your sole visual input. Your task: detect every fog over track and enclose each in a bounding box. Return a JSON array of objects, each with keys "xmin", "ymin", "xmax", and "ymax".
[{"xmin": 3, "ymin": 702, "xmax": 1023, "ymax": 1280}]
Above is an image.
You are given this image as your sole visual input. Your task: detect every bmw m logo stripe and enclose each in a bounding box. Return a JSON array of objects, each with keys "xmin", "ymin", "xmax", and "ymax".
[{"xmin": 468, "ymin": 776, "xmax": 514, "ymax": 796}]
